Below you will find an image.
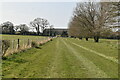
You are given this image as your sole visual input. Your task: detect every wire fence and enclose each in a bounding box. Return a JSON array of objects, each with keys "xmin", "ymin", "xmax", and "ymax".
[{"xmin": 2, "ymin": 37, "xmax": 53, "ymax": 56}]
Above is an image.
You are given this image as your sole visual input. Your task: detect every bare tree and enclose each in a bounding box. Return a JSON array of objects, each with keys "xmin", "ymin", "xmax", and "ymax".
[
  {"xmin": 68, "ymin": 17, "xmax": 82, "ymax": 38},
  {"xmin": 69, "ymin": 2, "xmax": 116, "ymax": 42},
  {"xmin": 30, "ymin": 18, "xmax": 49, "ymax": 35}
]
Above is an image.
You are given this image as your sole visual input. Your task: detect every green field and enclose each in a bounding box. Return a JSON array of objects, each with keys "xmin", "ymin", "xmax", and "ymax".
[
  {"xmin": 1, "ymin": 34, "xmax": 44, "ymax": 40},
  {"xmin": 2, "ymin": 37, "xmax": 118, "ymax": 78},
  {"xmin": 1, "ymin": 35, "xmax": 50, "ymax": 56}
]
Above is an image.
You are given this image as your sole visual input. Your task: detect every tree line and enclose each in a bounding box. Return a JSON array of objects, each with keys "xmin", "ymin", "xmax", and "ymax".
[
  {"xmin": 68, "ymin": 1, "xmax": 119, "ymax": 42},
  {"xmin": 0, "ymin": 18, "xmax": 51, "ymax": 36}
]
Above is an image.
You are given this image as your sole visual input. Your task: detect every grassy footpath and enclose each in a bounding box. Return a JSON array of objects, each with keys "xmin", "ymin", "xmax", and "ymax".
[{"xmin": 2, "ymin": 38, "xmax": 118, "ymax": 78}]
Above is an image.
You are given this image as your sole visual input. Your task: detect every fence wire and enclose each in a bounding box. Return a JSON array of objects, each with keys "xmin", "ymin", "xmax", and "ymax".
[{"xmin": 2, "ymin": 37, "xmax": 52, "ymax": 56}]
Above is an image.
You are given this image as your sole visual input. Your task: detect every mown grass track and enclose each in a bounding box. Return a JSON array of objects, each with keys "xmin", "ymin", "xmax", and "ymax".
[{"xmin": 2, "ymin": 38, "xmax": 118, "ymax": 78}]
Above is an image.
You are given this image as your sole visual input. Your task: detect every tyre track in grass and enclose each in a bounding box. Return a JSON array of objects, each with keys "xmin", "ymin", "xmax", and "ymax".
[
  {"xmin": 58, "ymin": 38, "xmax": 91, "ymax": 78},
  {"xmin": 62, "ymin": 38, "xmax": 109, "ymax": 78},
  {"xmin": 48, "ymin": 38, "xmax": 76, "ymax": 78},
  {"xmin": 67, "ymin": 38, "xmax": 118, "ymax": 64},
  {"xmin": 48, "ymin": 38, "xmax": 61, "ymax": 78},
  {"xmin": 48, "ymin": 38, "xmax": 79, "ymax": 78},
  {"xmin": 47, "ymin": 38, "xmax": 88, "ymax": 78},
  {"xmin": 65, "ymin": 38, "xmax": 118, "ymax": 77},
  {"xmin": 68, "ymin": 39, "xmax": 118, "ymax": 64},
  {"xmin": 56, "ymin": 38, "xmax": 88, "ymax": 78}
]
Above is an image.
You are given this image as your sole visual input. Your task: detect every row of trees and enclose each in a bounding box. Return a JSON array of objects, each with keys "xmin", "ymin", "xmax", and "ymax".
[
  {"xmin": 0, "ymin": 18, "xmax": 51, "ymax": 35},
  {"xmin": 68, "ymin": 1, "xmax": 119, "ymax": 42}
]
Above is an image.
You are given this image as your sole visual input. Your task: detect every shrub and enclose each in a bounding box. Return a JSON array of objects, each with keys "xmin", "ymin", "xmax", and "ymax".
[
  {"xmin": 31, "ymin": 41, "xmax": 38, "ymax": 48},
  {"xmin": 50, "ymin": 39, "xmax": 52, "ymax": 41},
  {"xmin": 31, "ymin": 41, "xmax": 41, "ymax": 49},
  {"xmin": 2, "ymin": 40, "xmax": 10, "ymax": 57}
]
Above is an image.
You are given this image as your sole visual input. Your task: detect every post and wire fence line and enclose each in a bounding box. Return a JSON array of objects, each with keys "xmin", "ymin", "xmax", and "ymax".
[{"xmin": 2, "ymin": 37, "xmax": 54, "ymax": 56}]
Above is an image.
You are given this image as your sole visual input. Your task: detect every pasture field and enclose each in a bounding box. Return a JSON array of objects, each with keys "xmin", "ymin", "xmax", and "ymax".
[
  {"xmin": 2, "ymin": 37, "xmax": 119, "ymax": 78},
  {"xmin": 1, "ymin": 34, "xmax": 44, "ymax": 40},
  {"xmin": 1, "ymin": 34, "xmax": 50, "ymax": 56}
]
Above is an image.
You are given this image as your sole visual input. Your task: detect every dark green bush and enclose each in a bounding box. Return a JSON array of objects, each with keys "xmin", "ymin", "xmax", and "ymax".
[
  {"xmin": 50, "ymin": 39, "xmax": 53, "ymax": 41},
  {"xmin": 31, "ymin": 41, "xmax": 38, "ymax": 48},
  {"xmin": 2, "ymin": 40, "xmax": 10, "ymax": 57}
]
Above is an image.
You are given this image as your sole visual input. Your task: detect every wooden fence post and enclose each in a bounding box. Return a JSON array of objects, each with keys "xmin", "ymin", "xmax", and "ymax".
[
  {"xmin": 27, "ymin": 39, "xmax": 30, "ymax": 46},
  {"xmin": 23, "ymin": 39, "xmax": 25, "ymax": 49},
  {"xmin": 12, "ymin": 40, "xmax": 15, "ymax": 49},
  {"xmin": 18, "ymin": 39, "xmax": 20, "ymax": 49}
]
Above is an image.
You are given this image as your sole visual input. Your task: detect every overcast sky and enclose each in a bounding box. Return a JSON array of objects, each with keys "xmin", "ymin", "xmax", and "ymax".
[
  {"xmin": 0, "ymin": 0, "xmax": 116, "ymax": 29},
  {"xmin": 0, "ymin": 2, "xmax": 77, "ymax": 29}
]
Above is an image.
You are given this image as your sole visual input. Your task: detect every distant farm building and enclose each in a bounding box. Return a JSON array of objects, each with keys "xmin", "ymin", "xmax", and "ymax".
[{"xmin": 43, "ymin": 28, "xmax": 68, "ymax": 37}]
